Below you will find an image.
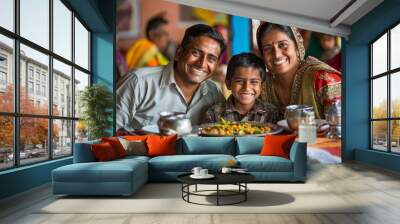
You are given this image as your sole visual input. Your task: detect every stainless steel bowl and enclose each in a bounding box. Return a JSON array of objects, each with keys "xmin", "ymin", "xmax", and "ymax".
[
  {"xmin": 285, "ymin": 105, "xmax": 312, "ymax": 132},
  {"xmin": 157, "ymin": 112, "xmax": 192, "ymax": 136}
]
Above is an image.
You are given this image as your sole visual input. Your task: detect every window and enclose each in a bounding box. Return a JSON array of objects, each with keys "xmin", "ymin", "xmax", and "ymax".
[
  {"xmin": 42, "ymin": 85, "xmax": 46, "ymax": 97},
  {"xmin": 0, "ymin": 70, "xmax": 7, "ymax": 89},
  {"xmin": 0, "ymin": 0, "xmax": 91, "ymax": 170},
  {"xmin": 0, "ymin": 55, "xmax": 7, "ymax": 67},
  {"xmin": 28, "ymin": 67, "xmax": 34, "ymax": 80},
  {"xmin": 0, "ymin": 54, "xmax": 7, "ymax": 88},
  {"xmin": 41, "ymin": 73, "xmax": 46, "ymax": 83},
  {"xmin": 75, "ymin": 17, "xmax": 90, "ymax": 70},
  {"xmin": 0, "ymin": 0, "xmax": 14, "ymax": 32},
  {"xmin": 20, "ymin": 0, "xmax": 49, "ymax": 49},
  {"xmin": 53, "ymin": 59, "xmax": 72, "ymax": 117},
  {"xmin": 53, "ymin": 0, "xmax": 72, "ymax": 60},
  {"xmin": 35, "ymin": 70, "xmax": 41, "ymax": 81},
  {"xmin": 36, "ymin": 83, "xmax": 40, "ymax": 95},
  {"xmin": 54, "ymin": 89, "xmax": 58, "ymax": 104},
  {"xmin": 371, "ymin": 23, "xmax": 400, "ymax": 154},
  {"xmin": 0, "ymin": 35, "xmax": 13, "ymax": 113},
  {"xmin": 28, "ymin": 81, "xmax": 34, "ymax": 94}
]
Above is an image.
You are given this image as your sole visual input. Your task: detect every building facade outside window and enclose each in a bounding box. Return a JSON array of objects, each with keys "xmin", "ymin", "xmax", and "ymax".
[
  {"xmin": 0, "ymin": 0, "xmax": 91, "ymax": 170},
  {"xmin": 0, "ymin": 54, "xmax": 7, "ymax": 91},
  {"xmin": 370, "ymin": 22, "xmax": 400, "ymax": 154}
]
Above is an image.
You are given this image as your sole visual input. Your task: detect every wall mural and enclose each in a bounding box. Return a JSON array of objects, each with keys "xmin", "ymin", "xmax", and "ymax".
[{"xmin": 115, "ymin": 0, "xmax": 342, "ymax": 164}]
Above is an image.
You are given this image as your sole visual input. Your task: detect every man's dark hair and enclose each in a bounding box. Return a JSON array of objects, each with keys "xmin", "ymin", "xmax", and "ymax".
[
  {"xmin": 226, "ymin": 53, "xmax": 267, "ymax": 83},
  {"xmin": 145, "ymin": 16, "xmax": 168, "ymax": 39},
  {"xmin": 180, "ymin": 24, "xmax": 226, "ymax": 57},
  {"xmin": 256, "ymin": 23, "xmax": 296, "ymax": 56}
]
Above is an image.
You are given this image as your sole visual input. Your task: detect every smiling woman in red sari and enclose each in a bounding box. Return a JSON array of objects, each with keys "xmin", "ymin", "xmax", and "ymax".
[{"xmin": 256, "ymin": 23, "xmax": 341, "ymax": 119}]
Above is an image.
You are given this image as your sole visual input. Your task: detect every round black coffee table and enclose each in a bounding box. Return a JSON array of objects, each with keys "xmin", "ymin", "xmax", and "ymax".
[{"xmin": 177, "ymin": 173, "xmax": 255, "ymax": 206}]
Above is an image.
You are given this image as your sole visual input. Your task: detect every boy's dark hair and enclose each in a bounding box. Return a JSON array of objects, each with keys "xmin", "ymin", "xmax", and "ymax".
[
  {"xmin": 256, "ymin": 22, "xmax": 296, "ymax": 56},
  {"xmin": 145, "ymin": 16, "xmax": 168, "ymax": 39},
  {"xmin": 226, "ymin": 53, "xmax": 267, "ymax": 83},
  {"xmin": 180, "ymin": 24, "xmax": 226, "ymax": 57}
]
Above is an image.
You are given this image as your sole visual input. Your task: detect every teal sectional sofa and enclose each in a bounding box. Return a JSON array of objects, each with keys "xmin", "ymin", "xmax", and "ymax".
[{"xmin": 52, "ymin": 136, "xmax": 307, "ymax": 196}]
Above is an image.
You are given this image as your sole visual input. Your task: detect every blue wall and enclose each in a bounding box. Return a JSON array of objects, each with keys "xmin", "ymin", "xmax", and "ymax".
[
  {"xmin": 0, "ymin": 0, "xmax": 115, "ymax": 200},
  {"xmin": 91, "ymin": 0, "xmax": 116, "ymax": 135},
  {"xmin": 345, "ymin": 0, "xmax": 400, "ymax": 170},
  {"xmin": 231, "ymin": 16, "xmax": 251, "ymax": 55},
  {"xmin": 0, "ymin": 158, "xmax": 72, "ymax": 199}
]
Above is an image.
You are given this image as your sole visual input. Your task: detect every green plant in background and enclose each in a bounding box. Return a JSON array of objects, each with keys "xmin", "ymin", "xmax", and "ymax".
[{"xmin": 79, "ymin": 84, "xmax": 113, "ymax": 140}]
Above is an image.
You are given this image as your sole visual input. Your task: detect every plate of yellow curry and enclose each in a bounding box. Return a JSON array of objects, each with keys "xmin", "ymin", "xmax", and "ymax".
[{"xmin": 199, "ymin": 118, "xmax": 283, "ymax": 137}]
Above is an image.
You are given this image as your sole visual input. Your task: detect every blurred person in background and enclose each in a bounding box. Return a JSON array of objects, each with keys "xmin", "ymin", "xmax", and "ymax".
[
  {"xmin": 125, "ymin": 16, "xmax": 170, "ymax": 70},
  {"xmin": 210, "ymin": 24, "xmax": 231, "ymax": 99},
  {"xmin": 116, "ymin": 0, "xmax": 132, "ymax": 82},
  {"xmin": 318, "ymin": 33, "xmax": 342, "ymax": 72}
]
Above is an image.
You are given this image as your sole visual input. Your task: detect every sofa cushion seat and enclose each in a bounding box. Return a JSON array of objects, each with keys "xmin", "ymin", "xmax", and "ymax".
[
  {"xmin": 236, "ymin": 155, "xmax": 293, "ymax": 172},
  {"xmin": 149, "ymin": 154, "xmax": 235, "ymax": 172},
  {"xmin": 52, "ymin": 157, "xmax": 148, "ymax": 195},
  {"xmin": 53, "ymin": 159, "xmax": 147, "ymax": 183}
]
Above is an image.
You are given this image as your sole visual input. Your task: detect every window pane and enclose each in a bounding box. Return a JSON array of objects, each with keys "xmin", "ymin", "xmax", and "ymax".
[
  {"xmin": 75, "ymin": 120, "xmax": 88, "ymax": 143},
  {"xmin": 20, "ymin": 117, "xmax": 49, "ymax": 165},
  {"xmin": 20, "ymin": 0, "xmax": 49, "ymax": 49},
  {"xmin": 372, "ymin": 33, "xmax": 387, "ymax": 76},
  {"xmin": 372, "ymin": 121, "xmax": 388, "ymax": 151},
  {"xmin": 74, "ymin": 69, "xmax": 89, "ymax": 118},
  {"xmin": 392, "ymin": 120, "xmax": 400, "ymax": 153},
  {"xmin": 20, "ymin": 44, "xmax": 49, "ymax": 115},
  {"xmin": 391, "ymin": 72, "xmax": 400, "ymax": 118},
  {"xmin": 0, "ymin": 0, "xmax": 14, "ymax": 31},
  {"xmin": 391, "ymin": 24, "xmax": 400, "ymax": 70},
  {"xmin": 53, "ymin": 0, "xmax": 72, "ymax": 60},
  {"xmin": 75, "ymin": 18, "xmax": 89, "ymax": 70},
  {"xmin": 0, "ymin": 35, "xmax": 14, "ymax": 112},
  {"xmin": 0, "ymin": 116, "xmax": 13, "ymax": 170},
  {"xmin": 53, "ymin": 119, "xmax": 72, "ymax": 158},
  {"xmin": 372, "ymin": 77, "xmax": 387, "ymax": 119},
  {"xmin": 53, "ymin": 59, "xmax": 72, "ymax": 117}
]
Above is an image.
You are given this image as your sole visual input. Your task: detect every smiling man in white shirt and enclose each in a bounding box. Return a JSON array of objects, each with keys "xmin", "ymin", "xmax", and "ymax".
[{"xmin": 117, "ymin": 24, "xmax": 226, "ymax": 130}]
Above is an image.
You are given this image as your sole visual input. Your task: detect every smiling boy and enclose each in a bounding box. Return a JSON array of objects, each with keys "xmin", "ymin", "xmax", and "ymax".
[{"xmin": 204, "ymin": 53, "xmax": 279, "ymax": 123}]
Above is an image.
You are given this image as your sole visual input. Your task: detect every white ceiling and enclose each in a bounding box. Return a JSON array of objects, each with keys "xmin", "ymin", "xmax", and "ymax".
[{"xmin": 167, "ymin": 0, "xmax": 384, "ymax": 38}]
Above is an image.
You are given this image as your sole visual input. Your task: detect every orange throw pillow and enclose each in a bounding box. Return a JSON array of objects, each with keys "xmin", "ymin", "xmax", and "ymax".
[
  {"xmin": 91, "ymin": 142, "xmax": 117, "ymax": 161},
  {"xmin": 146, "ymin": 135, "xmax": 177, "ymax": 157},
  {"xmin": 123, "ymin": 135, "xmax": 149, "ymax": 141},
  {"xmin": 260, "ymin": 135, "xmax": 297, "ymax": 159},
  {"xmin": 101, "ymin": 137, "xmax": 126, "ymax": 158}
]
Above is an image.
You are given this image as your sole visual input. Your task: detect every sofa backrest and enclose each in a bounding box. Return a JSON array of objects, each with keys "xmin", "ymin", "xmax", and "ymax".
[
  {"xmin": 177, "ymin": 136, "xmax": 236, "ymax": 155},
  {"xmin": 235, "ymin": 136, "xmax": 264, "ymax": 155},
  {"xmin": 73, "ymin": 140, "xmax": 100, "ymax": 163}
]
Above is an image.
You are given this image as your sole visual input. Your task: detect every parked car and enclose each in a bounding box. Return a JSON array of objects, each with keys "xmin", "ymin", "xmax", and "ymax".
[{"xmin": 7, "ymin": 150, "xmax": 32, "ymax": 161}]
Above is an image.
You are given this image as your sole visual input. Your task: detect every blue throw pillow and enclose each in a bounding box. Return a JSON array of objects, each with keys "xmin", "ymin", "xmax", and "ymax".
[
  {"xmin": 178, "ymin": 136, "xmax": 235, "ymax": 155},
  {"xmin": 236, "ymin": 136, "xmax": 264, "ymax": 155}
]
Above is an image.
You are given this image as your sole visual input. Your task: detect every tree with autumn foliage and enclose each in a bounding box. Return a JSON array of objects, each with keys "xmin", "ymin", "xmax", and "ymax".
[
  {"xmin": 372, "ymin": 99, "xmax": 400, "ymax": 140},
  {"xmin": 0, "ymin": 85, "xmax": 14, "ymax": 149},
  {"xmin": 0, "ymin": 84, "xmax": 60, "ymax": 151}
]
